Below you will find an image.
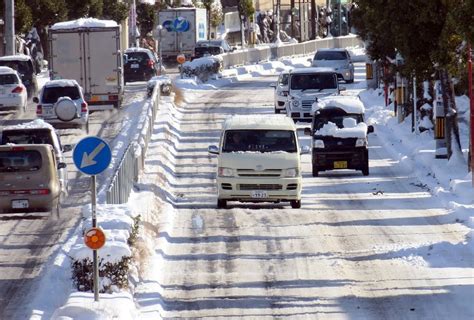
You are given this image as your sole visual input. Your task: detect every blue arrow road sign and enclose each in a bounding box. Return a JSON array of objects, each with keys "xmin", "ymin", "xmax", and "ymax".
[{"xmin": 73, "ymin": 136, "xmax": 112, "ymax": 175}]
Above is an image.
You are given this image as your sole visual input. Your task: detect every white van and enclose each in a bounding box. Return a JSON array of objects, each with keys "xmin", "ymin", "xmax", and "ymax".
[{"xmin": 208, "ymin": 114, "xmax": 309, "ymax": 209}]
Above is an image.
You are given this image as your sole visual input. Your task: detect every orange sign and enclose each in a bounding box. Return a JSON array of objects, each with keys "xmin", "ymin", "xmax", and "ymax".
[
  {"xmin": 84, "ymin": 227, "xmax": 106, "ymax": 250},
  {"xmin": 176, "ymin": 54, "xmax": 186, "ymax": 64}
]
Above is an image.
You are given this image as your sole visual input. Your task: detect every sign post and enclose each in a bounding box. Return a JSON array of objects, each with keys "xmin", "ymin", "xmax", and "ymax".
[{"xmin": 73, "ymin": 136, "xmax": 112, "ymax": 302}]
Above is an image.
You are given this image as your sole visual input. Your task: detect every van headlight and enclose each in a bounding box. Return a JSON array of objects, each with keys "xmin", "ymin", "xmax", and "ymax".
[
  {"xmin": 283, "ymin": 168, "xmax": 299, "ymax": 177},
  {"xmin": 218, "ymin": 167, "xmax": 234, "ymax": 177},
  {"xmin": 313, "ymin": 139, "xmax": 325, "ymax": 148},
  {"xmin": 355, "ymin": 138, "xmax": 367, "ymax": 147},
  {"xmin": 292, "ymin": 100, "xmax": 300, "ymax": 107}
]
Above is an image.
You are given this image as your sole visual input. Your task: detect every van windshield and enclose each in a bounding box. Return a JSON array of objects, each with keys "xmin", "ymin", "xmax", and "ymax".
[
  {"xmin": 290, "ymin": 73, "xmax": 337, "ymax": 90},
  {"xmin": 223, "ymin": 130, "xmax": 297, "ymax": 153},
  {"xmin": 0, "ymin": 150, "xmax": 42, "ymax": 172}
]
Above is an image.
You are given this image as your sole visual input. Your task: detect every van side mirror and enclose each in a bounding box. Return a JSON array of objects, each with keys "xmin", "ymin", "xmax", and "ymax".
[
  {"xmin": 300, "ymin": 145, "xmax": 310, "ymax": 154},
  {"xmin": 367, "ymin": 125, "xmax": 374, "ymax": 134},
  {"xmin": 208, "ymin": 145, "xmax": 219, "ymax": 154},
  {"xmin": 269, "ymin": 83, "xmax": 277, "ymax": 88},
  {"xmin": 62, "ymin": 144, "xmax": 73, "ymax": 152},
  {"xmin": 58, "ymin": 162, "xmax": 67, "ymax": 169},
  {"xmin": 303, "ymin": 127, "xmax": 312, "ymax": 136},
  {"xmin": 33, "ymin": 97, "xmax": 39, "ymax": 103}
]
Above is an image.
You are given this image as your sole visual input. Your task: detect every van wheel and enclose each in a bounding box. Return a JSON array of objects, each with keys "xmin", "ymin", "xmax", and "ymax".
[
  {"xmin": 312, "ymin": 165, "xmax": 319, "ymax": 177},
  {"xmin": 290, "ymin": 200, "xmax": 301, "ymax": 209},
  {"xmin": 217, "ymin": 199, "xmax": 227, "ymax": 209}
]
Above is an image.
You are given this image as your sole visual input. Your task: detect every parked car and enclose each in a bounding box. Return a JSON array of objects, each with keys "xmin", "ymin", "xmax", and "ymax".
[
  {"xmin": 192, "ymin": 39, "xmax": 235, "ymax": 60},
  {"xmin": 0, "ymin": 54, "xmax": 38, "ymax": 98},
  {"xmin": 0, "ymin": 67, "xmax": 27, "ymax": 112},
  {"xmin": 1, "ymin": 119, "xmax": 71, "ymax": 193},
  {"xmin": 304, "ymin": 96, "xmax": 374, "ymax": 176},
  {"xmin": 0, "ymin": 144, "xmax": 66, "ymax": 214},
  {"xmin": 123, "ymin": 47, "xmax": 160, "ymax": 83},
  {"xmin": 286, "ymin": 67, "xmax": 342, "ymax": 122},
  {"xmin": 34, "ymin": 79, "xmax": 89, "ymax": 132},
  {"xmin": 310, "ymin": 48, "xmax": 354, "ymax": 83},
  {"xmin": 270, "ymin": 71, "xmax": 289, "ymax": 114},
  {"xmin": 208, "ymin": 114, "xmax": 309, "ymax": 209}
]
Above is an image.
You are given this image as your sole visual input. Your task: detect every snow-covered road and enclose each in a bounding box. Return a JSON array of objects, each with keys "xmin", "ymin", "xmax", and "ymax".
[{"xmin": 131, "ymin": 70, "xmax": 472, "ymax": 319}]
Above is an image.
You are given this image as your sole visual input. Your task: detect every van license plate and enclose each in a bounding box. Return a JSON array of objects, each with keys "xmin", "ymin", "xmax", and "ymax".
[
  {"xmin": 334, "ymin": 161, "xmax": 348, "ymax": 169},
  {"xmin": 12, "ymin": 199, "xmax": 29, "ymax": 209},
  {"xmin": 251, "ymin": 191, "xmax": 268, "ymax": 198},
  {"xmin": 131, "ymin": 63, "xmax": 139, "ymax": 69}
]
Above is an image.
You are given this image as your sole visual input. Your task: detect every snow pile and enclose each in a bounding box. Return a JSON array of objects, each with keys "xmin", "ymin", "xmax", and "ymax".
[
  {"xmin": 69, "ymin": 204, "xmax": 137, "ymax": 264},
  {"xmin": 316, "ymin": 121, "xmax": 368, "ymax": 138},
  {"xmin": 313, "ymin": 95, "xmax": 365, "ymax": 114},
  {"xmin": 2, "ymin": 118, "xmax": 54, "ymax": 130},
  {"xmin": 51, "ymin": 18, "xmax": 118, "ymax": 30}
]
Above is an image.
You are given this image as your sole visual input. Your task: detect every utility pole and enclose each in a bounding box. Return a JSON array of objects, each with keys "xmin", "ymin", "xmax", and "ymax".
[
  {"xmin": 468, "ymin": 44, "xmax": 473, "ymax": 184},
  {"xmin": 5, "ymin": 0, "xmax": 15, "ymax": 55}
]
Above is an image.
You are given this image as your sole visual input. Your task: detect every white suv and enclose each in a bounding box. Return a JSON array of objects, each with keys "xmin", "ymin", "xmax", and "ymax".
[
  {"xmin": 34, "ymin": 79, "xmax": 89, "ymax": 132},
  {"xmin": 286, "ymin": 67, "xmax": 341, "ymax": 122}
]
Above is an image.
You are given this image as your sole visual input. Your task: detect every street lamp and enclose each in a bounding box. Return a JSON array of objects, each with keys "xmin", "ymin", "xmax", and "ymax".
[{"xmin": 155, "ymin": 25, "xmax": 163, "ymax": 75}]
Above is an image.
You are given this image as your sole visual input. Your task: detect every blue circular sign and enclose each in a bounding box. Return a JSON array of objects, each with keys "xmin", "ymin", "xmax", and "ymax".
[
  {"xmin": 174, "ymin": 17, "xmax": 190, "ymax": 32},
  {"xmin": 73, "ymin": 136, "xmax": 112, "ymax": 175}
]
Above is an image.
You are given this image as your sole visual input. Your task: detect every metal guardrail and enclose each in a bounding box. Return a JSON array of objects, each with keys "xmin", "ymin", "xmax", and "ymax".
[
  {"xmin": 222, "ymin": 35, "xmax": 364, "ymax": 68},
  {"xmin": 105, "ymin": 84, "xmax": 160, "ymax": 204}
]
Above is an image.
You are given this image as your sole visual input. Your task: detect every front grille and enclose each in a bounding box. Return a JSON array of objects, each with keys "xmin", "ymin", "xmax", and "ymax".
[
  {"xmin": 237, "ymin": 169, "xmax": 282, "ymax": 177},
  {"xmin": 239, "ymin": 184, "xmax": 282, "ymax": 190},
  {"xmin": 302, "ymin": 100, "xmax": 313, "ymax": 109},
  {"xmin": 221, "ymin": 183, "xmax": 232, "ymax": 190},
  {"xmin": 322, "ymin": 137, "xmax": 357, "ymax": 150},
  {"xmin": 287, "ymin": 184, "xmax": 298, "ymax": 190}
]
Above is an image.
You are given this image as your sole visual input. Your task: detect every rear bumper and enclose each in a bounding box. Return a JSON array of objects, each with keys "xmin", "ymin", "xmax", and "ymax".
[{"xmin": 217, "ymin": 176, "xmax": 301, "ymax": 202}]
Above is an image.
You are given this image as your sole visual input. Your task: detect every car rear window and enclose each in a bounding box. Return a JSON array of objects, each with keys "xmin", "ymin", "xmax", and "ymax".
[
  {"xmin": 314, "ymin": 51, "xmax": 348, "ymax": 60},
  {"xmin": 0, "ymin": 74, "xmax": 19, "ymax": 85},
  {"xmin": 223, "ymin": 130, "xmax": 297, "ymax": 153},
  {"xmin": 125, "ymin": 52, "xmax": 150, "ymax": 63},
  {"xmin": 0, "ymin": 60, "xmax": 32, "ymax": 75},
  {"xmin": 1, "ymin": 129, "xmax": 54, "ymax": 146},
  {"xmin": 0, "ymin": 150, "xmax": 42, "ymax": 172},
  {"xmin": 42, "ymin": 86, "xmax": 80, "ymax": 103},
  {"xmin": 195, "ymin": 47, "xmax": 222, "ymax": 56}
]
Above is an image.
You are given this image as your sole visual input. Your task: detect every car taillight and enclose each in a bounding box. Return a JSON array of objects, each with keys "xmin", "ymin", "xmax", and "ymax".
[
  {"xmin": 81, "ymin": 102, "xmax": 88, "ymax": 112},
  {"xmin": 11, "ymin": 86, "xmax": 23, "ymax": 93},
  {"xmin": 147, "ymin": 59, "xmax": 154, "ymax": 68},
  {"xmin": 36, "ymin": 104, "xmax": 42, "ymax": 115},
  {"xmin": 0, "ymin": 189, "xmax": 51, "ymax": 196}
]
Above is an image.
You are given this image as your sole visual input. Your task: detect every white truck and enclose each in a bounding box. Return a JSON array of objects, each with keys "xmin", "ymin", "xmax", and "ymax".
[
  {"xmin": 158, "ymin": 8, "xmax": 207, "ymax": 60},
  {"xmin": 48, "ymin": 18, "xmax": 123, "ymax": 111}
]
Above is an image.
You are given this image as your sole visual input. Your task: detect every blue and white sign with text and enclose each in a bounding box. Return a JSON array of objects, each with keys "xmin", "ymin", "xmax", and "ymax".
[{"xmin": 73, "ymin": 136, "xmax": 112, "ymax": 176}]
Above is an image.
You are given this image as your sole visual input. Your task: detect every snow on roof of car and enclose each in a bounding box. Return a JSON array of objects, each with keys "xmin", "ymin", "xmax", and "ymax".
[
  {"xmin": 313, "ymin": 96, "xmax": 365, "ymax": 114},
  {"xmin": 315, "ymin": 121, "xmax": 368, "ymax": 139},
  {"xmin": 0, "ymin": 66, "xmax": 18, "ymax": 74},
  {"xmin": 2, "ymin": 119, "xmax": 55, "ymax": 131},
  {"xmin": 124, "ymin": 47, "xmax": 153, "ymax": 53},
  {"xmin": 51, "ymin": 18, "xmax": 118, "ymax": 30},
  {"xmin": 223, "ymin": 114, "xmax": 296, "ymax": 131},
  {"xmin": 0, "ymin": 54, "xmax": 32, "ymax": 61},
  {"xmin": 290, "ymin": 67, "xmax": 337, "ymax": 74},
  {"xmin": 43, "ymin": 79, "xmax": 79, "ymax": 87}
]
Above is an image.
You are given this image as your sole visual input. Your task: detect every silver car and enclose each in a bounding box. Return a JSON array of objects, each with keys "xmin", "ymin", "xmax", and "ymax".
[
  {"xmin": 311, "ymin": 48, "xmax": 354, "ymax": 83},
  {"xmin": 34, "ymin": 79, "xmax": 89, "ymax": 132}
]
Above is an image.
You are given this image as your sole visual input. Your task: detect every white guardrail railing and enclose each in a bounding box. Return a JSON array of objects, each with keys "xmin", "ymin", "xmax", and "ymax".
[
  {"xmin": 222, "ymin": 35, "xmax": 364, "ymax": 68},
  {"xmin": 104, "ymin": 35, "xmax": 364, "ymax": 204}
]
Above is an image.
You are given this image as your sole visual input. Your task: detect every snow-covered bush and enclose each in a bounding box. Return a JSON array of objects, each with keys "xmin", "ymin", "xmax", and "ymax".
[{"xmin": 181, "ymin": 56, "xmax": 223, "ymax": 82}]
